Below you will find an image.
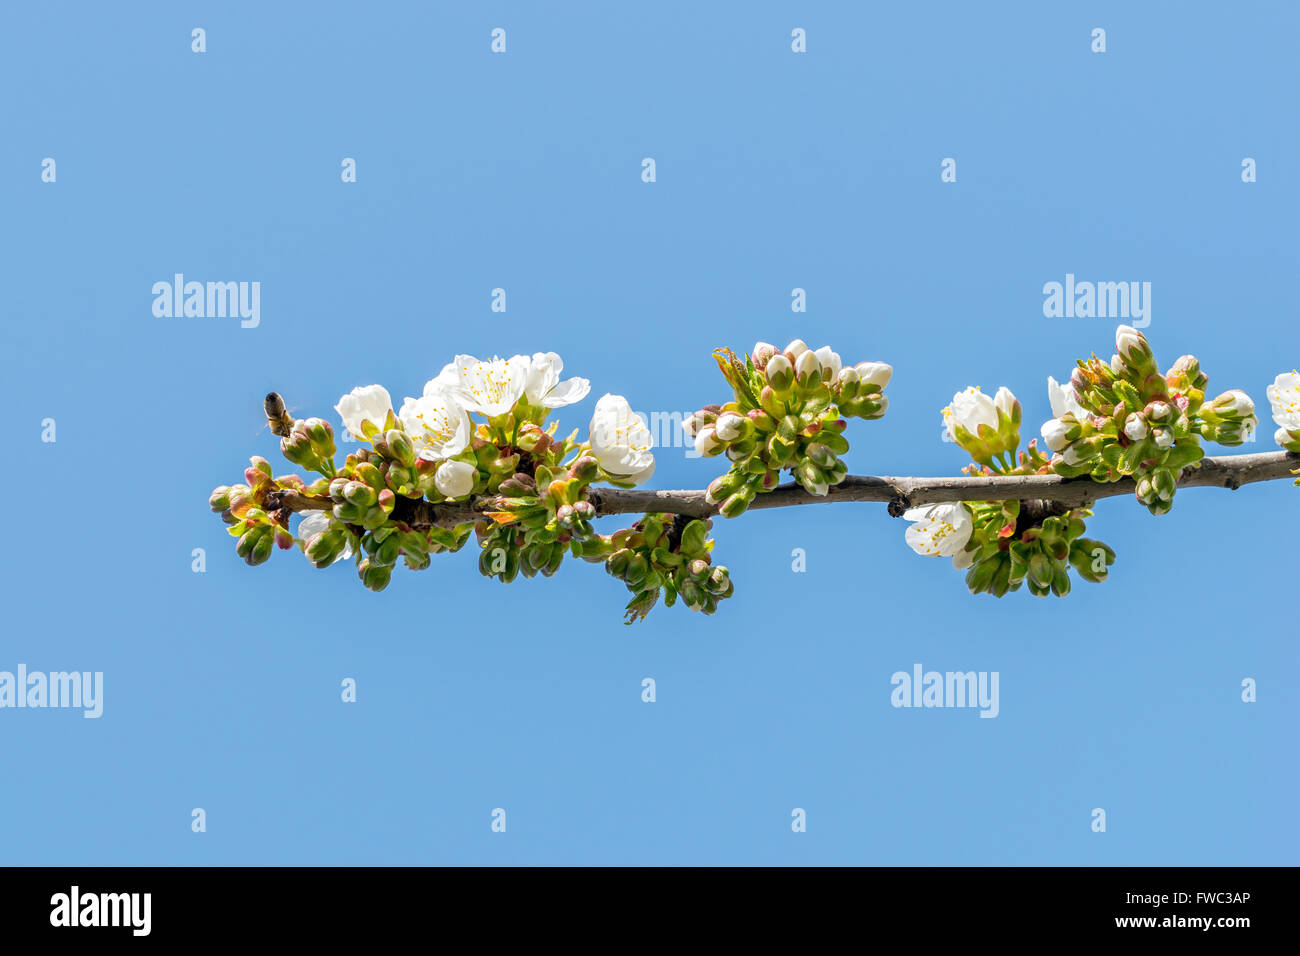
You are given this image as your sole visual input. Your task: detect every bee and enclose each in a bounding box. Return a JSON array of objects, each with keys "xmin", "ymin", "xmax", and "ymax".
[{"xmin": 264, "ymin": 392, "xmax": 295, "ymax": 437}]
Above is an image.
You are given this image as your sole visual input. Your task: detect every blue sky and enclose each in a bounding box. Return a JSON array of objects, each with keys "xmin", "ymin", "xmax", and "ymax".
[{"xmin": 1, "ymin": 1, "xmax": 1296, "ymax": 865}]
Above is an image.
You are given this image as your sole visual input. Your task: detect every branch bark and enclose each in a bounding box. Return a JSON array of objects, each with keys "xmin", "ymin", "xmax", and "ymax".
[{"xmin": 267, "ymin": 450, "xmax": 1299, "ymax": 529}]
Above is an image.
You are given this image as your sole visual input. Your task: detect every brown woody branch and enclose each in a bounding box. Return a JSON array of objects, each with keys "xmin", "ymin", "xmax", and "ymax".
[{"xmin": 266, "ymin": 451, "xmax": 1299, "ymax": 529}]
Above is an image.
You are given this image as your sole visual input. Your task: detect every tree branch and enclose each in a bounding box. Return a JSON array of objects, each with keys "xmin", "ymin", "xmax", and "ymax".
[{"xmin": 266, "ymin": 451, "xmax": 1299, "ymax": 529}]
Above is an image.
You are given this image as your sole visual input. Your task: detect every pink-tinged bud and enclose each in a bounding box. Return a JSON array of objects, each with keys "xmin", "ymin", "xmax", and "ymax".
[
  {"xmin": 1123, "ymin": 414, "xmax": 1149, "ymax": 441},
  {"xmin": 568, "ymin": 456, "xmax": 599, "ymax": 483},
  {"xmin": 1146, "ymin": 401, "xmax": 1172, "ymax": 423},
  {"xmin": 751, "ymin": 342, "xmax": 777, "ymax": 370},
  {"xmin": 783, "ymin": 339, "xmax": 809, "ymax": 360}
]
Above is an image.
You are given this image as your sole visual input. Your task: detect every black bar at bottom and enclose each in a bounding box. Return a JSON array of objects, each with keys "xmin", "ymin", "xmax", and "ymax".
[{"xmin": 0, "ymin": 866, "xmax": 1278, "ymax": 940}]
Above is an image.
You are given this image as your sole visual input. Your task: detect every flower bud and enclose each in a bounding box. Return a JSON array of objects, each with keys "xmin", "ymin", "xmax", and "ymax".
[
  {"xmin": 794, "ymin": 348, "xmax": 822, "ymax": 386},
  {"xmin": 855, "ymin": 361, "xmax": 892, "ymax": 390},
  {"xmin": 1123, "ymin": 413, "xmax": 1149, "ymax": 441},
  {"xmin": 783, "ymin": 339, "xmax": 809, "ymax": 360},
  {"xmin": 209, "ymin": 486, "xmax": 232, "ymax": 512},
  {"xmin": 384, "ymin": 428, "xmax": 416, "ymax": 467},
  {"xmin": 1115, "ymin": 324, "xmax": 1153, "ymax": 368},
  {"xmin": 794, "ymin": 461, "xmax": 830, "ymax": 496},
  {"xmin": 813, "ymin": 346, "xmax": 841, "ymax": 382},
  {"xmin": 434, "ymin": 460, "xmax": 477, "ymax": 499},
  {"xmin": 719, "ymin": 491, "xmax": 751, "ymax": 518},
  {"xmin": 305, "ymin": 528, "xmax": 349, "ymax": 568},
  {"xmin": 1146, "ymin": 401, "xmax": 1172, "ymax": 423},
  {"xmin": 714, "ymin": 411, "xmax": 746, "ymax": 442},
  {"xmin": 694, "ymin": 426, "xmax": 724, "ymax": 458},
  {"xmin": 1275, "ymin": 426, "xmax": 1300, "ymax": 453},
  {"xmin": 765, "ymin": 354, "xmax": 794, "ymax": 392},
  {"xmin": 1041, "ymin": 419, "xmax": 1071, "ymax": 452},
  {"xmin": 805, "ymin": 442, "xmax": 836, "ymax": 469},
  {"xmin": 1207, "ymin": 389, "xmax": 1255, "ymax": 420},
  {"xmin": 358, "ymin": 558, "xmax": 392, "ymax": 592},
  {"xmin": 343, "ymin": 480, "xmax": 377, "ymax": 507},
  {"xmin": 751, "ymin": 342, "xmax": 777, "ymax": 370},
  {"xmin": 1151, "ymin": 466, "xmax": 1177, "ymax": 500},
  {"xmin": 705, "ymin": 471, "xmax": 745, "ymax": 504}
]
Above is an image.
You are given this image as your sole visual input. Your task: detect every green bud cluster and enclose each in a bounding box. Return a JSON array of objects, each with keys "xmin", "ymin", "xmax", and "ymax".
[
  {"xmin": 688, "ymin": 340, "xmax": 892, "ymax": 517},
  {"xmin": 957, "ymin": 499, "xmax": 1115, "ymax": 598},
  {"xmin": 595, "ymin": 514, "xmax": 733, "ymax": 623},
  {"xmin": 328, "ymin": 459, "xmax": 398, "ymax": 530},
  {"xmin": 1046, "ymin": 326, "xmax": 1259, "ymax": 515},
  {"xmin": 933, "ymin": 427, "xmax": 1117, "ymax": 599},
  {"xmin": 474, "ymin": 455, "xmax": 602, "ymax": 584},
  {"xmin": 279, "ymin": 417, "xmax": 337, "ymax": 476},
  {"xmin": 209, "ymin": 456, "xmax": 297, "ymax": 566}
]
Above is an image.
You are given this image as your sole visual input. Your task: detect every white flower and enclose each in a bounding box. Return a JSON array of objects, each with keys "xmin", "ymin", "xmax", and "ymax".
[
  {"xmin": 943, "ymin": 386, "xmax": 997, "ymax": 441},
  {"xmin": 434, "ymin": 354, "xmax": 529, "ymax": 417},
  {"xmin": 296, "ymin": 512, "xmax": 352, "ymax": 565},
  {"xmin": 902, "ymin": 503, "xmax": 973, "ymax": 563},
  {"xmin": 334, "ymin": 385, "xmax": 393, "ymax": 440},
  {"xmin": 784, "ymin": 339, "xmax": 810, "ymax": 359},
  {"xmin": 1047, "ymin": 376, "xmax": 1087, "ymax": 420},
  {"xmin": 1041, "ymin": 418, "xmax": 1072, "ymax": 452},
  {"xmin": 398, "ymin": 388, "xmax": 472, "ymax": 462},
  {"xmin": 589, "ymin": 393, "xmax": 655, "ymax": 485},
  {"xmin": 993, "ymin": 386, "xmax": 1018, "ymax": 418},
  {"xmin": 434, "ymin": 460, "xmax": 477, "ymax": 499},
  {"xmin": 1266, "ymin": 371, "xmax": 1300, "ymax": 430},
  {"xmin": 523, "ymin": 351, "xmax": 590, "ymax": 409}
]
